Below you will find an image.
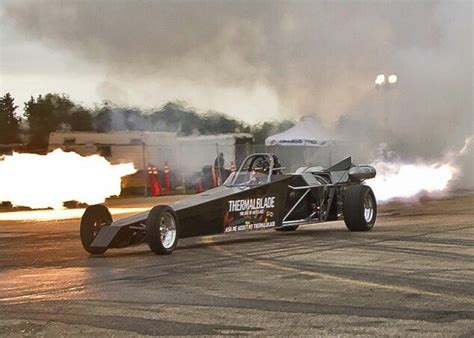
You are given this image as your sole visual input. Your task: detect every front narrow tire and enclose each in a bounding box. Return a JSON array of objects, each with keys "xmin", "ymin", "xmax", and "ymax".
[
  {"xmin": 146, "ymin": 205, "xmax": 179, "ymax": 255},
  {"xmin": 343, "ymin": 185, "xmax": 377, "ymax": 231},
  {"xmin": 80, "ymin": 204, "xmax": 112, "ymax": 254}
]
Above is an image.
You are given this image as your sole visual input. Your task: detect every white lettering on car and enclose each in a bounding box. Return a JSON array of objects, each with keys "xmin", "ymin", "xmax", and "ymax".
[{"xmin": 228, "ymin": 197, "xmax": 275, "ymax": 212}]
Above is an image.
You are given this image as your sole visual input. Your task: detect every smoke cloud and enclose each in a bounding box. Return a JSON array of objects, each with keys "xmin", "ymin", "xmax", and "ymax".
[{"xmin": 2, "ymin": 0, "xmax": 473, "ymax": 186}]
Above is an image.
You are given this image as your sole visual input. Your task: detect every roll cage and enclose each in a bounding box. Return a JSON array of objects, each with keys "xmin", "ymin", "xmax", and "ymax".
[{"xmin": 224, "ymin": 153, "xmax": 284, "ymax": 187}]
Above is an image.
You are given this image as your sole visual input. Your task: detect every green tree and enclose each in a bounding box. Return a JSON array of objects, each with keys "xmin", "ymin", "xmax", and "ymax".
[
  {"xmin": 25, "ymin": 93, "xmax": 94, "ymax": 149},
  {"xmin": 150, "ymin": 101, "xmax": 200, "ymax": 135},
  {"xmin": 0, "ymin": 93, "xmax": 21, "ymax": 144},
  {"xmin": 69, "ymin": 107, "xmax": 93, "ymax": 131},
  {"xmin": 24, "ymin": 95, "xmax": 56, "ymax": 149},
  {"xmin": 50, "ymin": 93, "xmax": 75, "ymax": 126},
  {"xmin": 148, "ymin": 101, "xmax": 247, "ymax": 136},
  {"xmin": 24, "ymin": 93, "xmax": 86, "ymax": 149},
  {"xmin": 94, "ymin": 101, "xmax": 112, "ymax": 132},
  {"xmin": 200, "ymin": 112, "xmax": 242, "ymax": 135}
]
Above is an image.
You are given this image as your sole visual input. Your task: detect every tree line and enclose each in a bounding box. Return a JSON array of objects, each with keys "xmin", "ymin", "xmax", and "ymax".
[{"xmin": 0, "ymin": 93, "xmax": 294, "ymax": 150}]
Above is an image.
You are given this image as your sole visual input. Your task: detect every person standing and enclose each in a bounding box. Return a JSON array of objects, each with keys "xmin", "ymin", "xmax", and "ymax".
[{"xmin": 214, "ymin": 152, "xmax": 225, "ymax": 185}]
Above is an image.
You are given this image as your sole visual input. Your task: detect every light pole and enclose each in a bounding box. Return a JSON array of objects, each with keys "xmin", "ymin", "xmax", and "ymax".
[{"xmin": 375, "ymin": 73, "xmax": 398, "ymax": 129}]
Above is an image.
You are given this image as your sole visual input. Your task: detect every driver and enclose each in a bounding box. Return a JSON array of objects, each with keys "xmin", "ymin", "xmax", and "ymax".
[
  {"xmin": 254, "ymin": 157, "xmax": 271, "ymax": 174},
  {"xmin": 249, "ymin": 170, "xmax": 258, "ymax": 184}
]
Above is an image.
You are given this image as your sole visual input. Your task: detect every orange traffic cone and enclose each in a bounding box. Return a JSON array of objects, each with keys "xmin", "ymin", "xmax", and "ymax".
[
  {"xmin": 211, "ymin": 164, "xmax": 218, "ymax": 187},
  {"xmin": 164, "ymin": 161, "xmax": 171, "ymax": 194},
  {"xmin": 196, "ymin": 178, "xmax": 204, "ymax": 193},
  {"xmin": 153, "ymin": 165, "xmax": 161, "ymax": 196},
  {"xmin": 148, "ymin": 164, "xmax": 160, "ymax": 196}
]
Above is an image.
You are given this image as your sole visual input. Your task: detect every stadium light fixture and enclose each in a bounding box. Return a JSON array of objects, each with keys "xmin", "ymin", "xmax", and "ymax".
[
  {"xmin": 388, "ymin": 74, "xmax": 398, "ymax": 84},
  {"xmin": 375, "ymin": 74, "xmax": 385, "ymax": 86}
]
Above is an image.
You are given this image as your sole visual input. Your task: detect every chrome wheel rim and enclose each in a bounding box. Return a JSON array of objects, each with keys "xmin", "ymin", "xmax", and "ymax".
[
  {"xmin": 160, "ymin": 212, "xmax": 177, "ymax": 249},
  {"xmin": 363, "ymin": 194, "xmax": 374, "ymax": 223}
]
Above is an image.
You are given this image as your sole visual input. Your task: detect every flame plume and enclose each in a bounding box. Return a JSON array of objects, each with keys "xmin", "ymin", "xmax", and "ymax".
[
  {"xmin": 368, "ymin": 137, "xmax": 472, "ymax": 202},
  {"xmin": 0, "ymin": 149, "xmax": 136, "ymax": 210}
]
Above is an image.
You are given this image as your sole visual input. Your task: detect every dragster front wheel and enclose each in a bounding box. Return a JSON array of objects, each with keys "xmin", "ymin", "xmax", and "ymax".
[
  {"xmin": 80, "ymin": 204, "xmax": 112, "ymax": 254},
  {"xmin": 146, "ymin": 205, "xmax": 179, "ymax": 255}
]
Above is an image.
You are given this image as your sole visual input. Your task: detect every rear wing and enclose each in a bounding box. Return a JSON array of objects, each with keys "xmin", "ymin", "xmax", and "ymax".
[
  {"xmin": 324, "ymin": 157, "xmax": 352, "ymax": 172},
  {"xmin": 295, "ymin": 156, "xmax": 375, "ymax": 181},
  {"xmin": 325, "ymin": 156, "xmax": 376, "ymax": 181}
]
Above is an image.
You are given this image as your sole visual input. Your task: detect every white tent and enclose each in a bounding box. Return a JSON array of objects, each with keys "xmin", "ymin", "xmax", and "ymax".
[{"xmin": 265, "ymin": 116, "xmax": 335, "ymax": 146}]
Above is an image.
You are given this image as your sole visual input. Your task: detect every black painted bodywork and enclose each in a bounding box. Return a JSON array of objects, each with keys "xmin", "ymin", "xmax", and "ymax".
[{"xmin": 89, "ymin": 154, "xmax": 374, "ymax": 251}]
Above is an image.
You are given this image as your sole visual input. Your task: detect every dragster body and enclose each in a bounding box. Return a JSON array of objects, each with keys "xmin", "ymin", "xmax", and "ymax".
[{"xmin": 80, "ymin": 153, "xmax": 377, "ymax": 255}]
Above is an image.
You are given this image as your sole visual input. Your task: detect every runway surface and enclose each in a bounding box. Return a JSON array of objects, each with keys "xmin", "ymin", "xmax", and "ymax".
[{"xmin": 0, "ymin": 194, "xmax": 473, "ymax": 335}]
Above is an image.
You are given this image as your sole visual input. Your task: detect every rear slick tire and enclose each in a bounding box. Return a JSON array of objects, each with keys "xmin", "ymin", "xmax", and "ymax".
[
  {"xmin": 80, "ymin": 204, "xmax": 112, "ymax": 254},
  {"xmin": 343, "ymin": 185, "xmax": 377, "ymax": 231},
  {"xmin": 146, "ymin": 205, "xmax": 179, "ymax": 255}
]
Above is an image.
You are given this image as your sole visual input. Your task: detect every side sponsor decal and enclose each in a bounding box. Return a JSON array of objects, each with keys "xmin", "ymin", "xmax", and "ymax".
[
  {"xmin": 223, "ymin": 195, "xmax": 277, "ymax": 232},
  {"xmin": 228, "ymin": 197, "xmax": 275, "ymax": 213},
  {"xmin": 225, "ymin": 221, "xmax": 275, "ymax": 233}
]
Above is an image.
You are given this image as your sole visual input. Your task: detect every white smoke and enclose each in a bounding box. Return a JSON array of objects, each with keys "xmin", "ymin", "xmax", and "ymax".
[
  {"xmin": 1, "ymin": 1, "xmax": 472, "ymax": 192},
  {"xmin": 368, "ymin": 137, "xmax": 472, "ymax": 202}
]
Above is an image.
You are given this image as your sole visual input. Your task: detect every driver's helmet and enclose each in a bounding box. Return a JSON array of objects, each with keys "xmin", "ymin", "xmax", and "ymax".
[{"xmin": 254, "ymin": 157, "xmax": 271, "ymax": 173}]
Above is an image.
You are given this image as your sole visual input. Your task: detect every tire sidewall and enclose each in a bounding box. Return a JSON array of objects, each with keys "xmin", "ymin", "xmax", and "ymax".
[
  {"xmin": 362, "ymin": 186, "xmax": 377, "ymax": 230},
  {"xmin": 80, "ymin": 204, "xmax": 112, "ymax": 254},
  {"xmin": 146, "ymin": 205, "xmax": 179, "ymax": 255},
  {"xmin": 343, "ymin": 185, "xmax": 377, "ymax": 231}
]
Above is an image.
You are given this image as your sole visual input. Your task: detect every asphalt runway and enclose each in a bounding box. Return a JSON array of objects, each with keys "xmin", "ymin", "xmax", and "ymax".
[{"xmin": 0, "ymin": 194, "xmax": 473, "ymax": 335}]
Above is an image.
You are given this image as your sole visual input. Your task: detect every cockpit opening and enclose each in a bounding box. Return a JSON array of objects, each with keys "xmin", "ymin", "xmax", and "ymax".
[{"xmin": 224, "ymin": 153, "xmax": 285, "ymax": 187}]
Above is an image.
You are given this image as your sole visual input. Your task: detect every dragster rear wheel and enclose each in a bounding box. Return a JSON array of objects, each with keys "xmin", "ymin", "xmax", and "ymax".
[
  {"xmin": 343, "ymin": 185, "xmax": 377, "ymax": 231},
  {"xmin": 146, "ymin": 205, "xmax": 179, "ymax": 255},
  {"xmin": 80, "ymin": 204, "xmax": 112, "ymax": 254}
]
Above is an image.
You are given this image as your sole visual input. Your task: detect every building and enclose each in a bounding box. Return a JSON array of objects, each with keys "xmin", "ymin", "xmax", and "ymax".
[
  {"xmin": 177, "ymin": 133, "xmax": 254, "ymax": 175},
  {"xmin": 49, "ymin": 131, "xmax": 254, "ymax": 175},
  {"xmin": 48, "ymin": 131, "xmax": 178, "ymax": 171}
]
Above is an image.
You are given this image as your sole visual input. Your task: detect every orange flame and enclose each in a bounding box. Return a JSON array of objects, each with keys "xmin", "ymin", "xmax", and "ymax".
[{"xmin": 0, "ymin": 149, "xmax": 136, "ymax": 209}]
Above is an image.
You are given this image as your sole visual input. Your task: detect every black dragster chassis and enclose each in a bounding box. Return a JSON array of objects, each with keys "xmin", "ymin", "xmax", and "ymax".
[{"xmin": 80, "ymin": 153, "xmax": 377, "ymax": 255}]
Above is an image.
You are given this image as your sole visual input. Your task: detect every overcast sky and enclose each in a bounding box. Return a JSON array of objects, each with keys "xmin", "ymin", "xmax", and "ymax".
[{"xmin": 0, "ymin": 0, "xmax": 472, "ymax": 130}]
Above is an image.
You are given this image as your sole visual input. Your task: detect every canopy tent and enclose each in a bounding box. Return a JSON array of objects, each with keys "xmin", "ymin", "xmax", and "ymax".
[{"xmin": 265, "ymin": 116, "xmax": 335, "ymax": 146}]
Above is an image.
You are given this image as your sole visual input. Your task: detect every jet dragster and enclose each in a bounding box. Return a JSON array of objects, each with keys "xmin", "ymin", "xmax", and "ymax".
[{"xmin": 80, "ymin": 153, "xmax": 377, "ymax": 255}]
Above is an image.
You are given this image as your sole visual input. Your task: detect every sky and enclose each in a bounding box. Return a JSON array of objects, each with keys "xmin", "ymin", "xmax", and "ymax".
[
  {"xmin": 0, "ymin": 0, "xmax": 281, "ymax": 122},
  {"xmin": 0, "ymin": 0, "xmax": 472, "ymax": 138},
  {"xmin": 0, "ymin": 3, "xmax": 105, "ymax": 110}
]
